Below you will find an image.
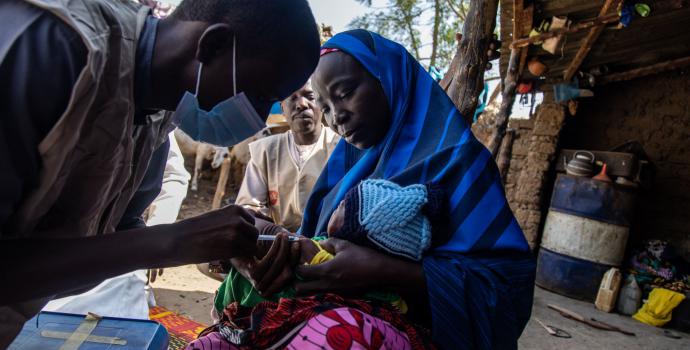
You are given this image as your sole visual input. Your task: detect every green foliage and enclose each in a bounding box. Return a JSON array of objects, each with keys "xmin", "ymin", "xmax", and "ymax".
[{"xmin": 349, "ymin": 0, "xmax": 469, "ymax": 70}]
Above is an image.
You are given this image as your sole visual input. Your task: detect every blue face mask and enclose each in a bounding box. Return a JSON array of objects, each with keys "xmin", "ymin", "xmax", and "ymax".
[{"xmin": 172, "ymin": 36, "xmax": 265, "ymax": 147}]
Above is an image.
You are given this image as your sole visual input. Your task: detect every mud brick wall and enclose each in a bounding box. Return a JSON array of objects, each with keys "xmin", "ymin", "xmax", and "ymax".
[
  {"xmin": 560, "ymin": 70, "xmax": 690, "ymax": 259},
  {"xmin": 510, "ymin": 103, "xmax": 566, "ymax": 249},
  {"xmin": 503, "ymin": 119, "xmax": 534, "ymax": 207}
]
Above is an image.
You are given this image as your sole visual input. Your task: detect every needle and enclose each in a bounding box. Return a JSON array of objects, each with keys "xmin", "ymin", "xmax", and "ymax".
[{"xmin": 257, "ymin": 234, "xmax": 299, "ymax": 241}]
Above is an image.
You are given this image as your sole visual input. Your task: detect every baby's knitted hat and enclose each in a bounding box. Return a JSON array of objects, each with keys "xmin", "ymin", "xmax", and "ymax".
[{"xmin": 333, "ymin": 179, "xmax": 442, "ymax": 261}]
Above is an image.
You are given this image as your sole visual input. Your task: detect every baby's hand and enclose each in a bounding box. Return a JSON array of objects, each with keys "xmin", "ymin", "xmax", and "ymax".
[{"xmin": 298, "ymin": 238, "xmax": 320, "ymax": 265}]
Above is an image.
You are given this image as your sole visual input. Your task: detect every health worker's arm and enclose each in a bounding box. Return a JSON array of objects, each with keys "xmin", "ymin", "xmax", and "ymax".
[{"xmin": 0, "ymin": 205, "xmax": 259, "ymax": 305}]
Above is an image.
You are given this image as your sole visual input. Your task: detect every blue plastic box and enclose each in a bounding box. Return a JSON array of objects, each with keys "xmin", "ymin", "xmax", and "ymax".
[{"xmin": 8, "ymin": 311, "xmax": 169, "ymax": 350}]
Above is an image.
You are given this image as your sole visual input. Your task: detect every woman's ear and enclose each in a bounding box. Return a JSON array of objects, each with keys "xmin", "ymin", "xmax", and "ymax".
[{"xmin": 196, "ymin": 23, "xmax": 234, "ymax": 64}]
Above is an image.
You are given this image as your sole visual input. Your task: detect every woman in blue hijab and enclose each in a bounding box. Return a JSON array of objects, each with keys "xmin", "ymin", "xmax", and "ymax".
[
  {"xmin": 188, "ymin": 30, "xmax": 535, "ymax": 350},
  {"xmin": 294, "ymin": 30, "xmax": 536, "ymax": 349}
]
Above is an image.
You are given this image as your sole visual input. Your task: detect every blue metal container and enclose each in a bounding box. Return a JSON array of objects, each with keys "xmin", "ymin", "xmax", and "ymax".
[
  {"xmin": 537, "ymin": 248, "xmax": 614, "ymax": 301},
  {"xmin": 8, "ymin": 312, "xmax": 168, "ymax": 350},
  {"xmin": 536, "ymin": 174, "xmax": 636, "ymax": 301}
]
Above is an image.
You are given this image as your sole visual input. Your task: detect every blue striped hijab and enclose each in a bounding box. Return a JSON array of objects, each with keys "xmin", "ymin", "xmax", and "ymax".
[{"xmin": 301, "ymin": 30, "xmax": 528, "ymax": 254}]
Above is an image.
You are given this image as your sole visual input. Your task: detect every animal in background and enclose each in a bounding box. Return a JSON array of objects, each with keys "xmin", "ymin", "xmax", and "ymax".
[{"xmin": 174, "ymin": 128, "xmax": 229, "ymax": 191}]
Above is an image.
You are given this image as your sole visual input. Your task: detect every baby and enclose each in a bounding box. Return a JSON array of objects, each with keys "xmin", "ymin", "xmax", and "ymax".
[
  {"xmin": 325, "ymin": 179, "xmax": 447, "ymax": 261},
  {"xmin": 214, "ymin": 179, "xmax": 447, "ymax": 314}
]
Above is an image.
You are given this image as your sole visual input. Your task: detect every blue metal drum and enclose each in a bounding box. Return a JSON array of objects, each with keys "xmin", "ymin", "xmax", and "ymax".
[{"xmin": 536, "ymin": 174, "xmax": 637, "ymax": 301}]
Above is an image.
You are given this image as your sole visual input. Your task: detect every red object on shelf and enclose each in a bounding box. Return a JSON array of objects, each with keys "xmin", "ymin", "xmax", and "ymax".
[{"xmin": 593, "ymin": 163, "xmax": 612, "ymax": 182}]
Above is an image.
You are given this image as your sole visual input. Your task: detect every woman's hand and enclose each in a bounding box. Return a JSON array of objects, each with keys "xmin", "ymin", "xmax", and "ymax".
[
  {"xmin": 293, "ymin": 238, "xmax": 427, "ymax": 298},
  {"xmin": 231, "ymin": 232, "xmax": 300, "ymax": 296}
]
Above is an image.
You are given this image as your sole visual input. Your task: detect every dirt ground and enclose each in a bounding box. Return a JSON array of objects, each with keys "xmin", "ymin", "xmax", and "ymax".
[
  {"xmin": 150, "ymin": 264, "xmax": 219, "ymax": 325},
  {"xmin": 176, "ymin": 167, "xmax": 239, "ymax": 221}
]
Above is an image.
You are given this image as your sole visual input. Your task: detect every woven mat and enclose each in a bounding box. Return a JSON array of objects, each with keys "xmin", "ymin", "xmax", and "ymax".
[{"xmin": 149, "ymin": 306, "xmax": 208, "ymax": 350}]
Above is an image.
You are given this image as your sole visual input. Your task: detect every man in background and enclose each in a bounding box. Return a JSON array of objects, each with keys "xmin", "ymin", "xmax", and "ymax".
[{"xmin": 236, "ymin": 82, "xmax": 340, "ymax": 232}]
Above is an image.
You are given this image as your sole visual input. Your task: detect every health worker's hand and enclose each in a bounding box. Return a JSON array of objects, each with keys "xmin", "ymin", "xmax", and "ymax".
[{"xmin": 172, "ymin": 205, "xmax": 259, "ymax": 263}]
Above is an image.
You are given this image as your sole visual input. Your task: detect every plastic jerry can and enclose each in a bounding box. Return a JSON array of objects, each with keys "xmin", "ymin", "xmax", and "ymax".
[
  {"xmin": 595, "ymin": 268, "xmax": 622, "ymax": 312},
  {"xmin": 617, "ymin": 274, "xmax": 643, "ymax": 315}
]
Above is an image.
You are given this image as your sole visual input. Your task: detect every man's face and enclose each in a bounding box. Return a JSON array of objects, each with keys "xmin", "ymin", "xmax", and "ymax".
[{"xmin": 282, "ymin": 82, "xmax": 322, "ymax": 135}]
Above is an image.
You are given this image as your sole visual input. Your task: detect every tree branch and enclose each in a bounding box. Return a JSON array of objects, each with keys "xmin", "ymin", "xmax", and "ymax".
[
  {"xmin": 430, "ymin": 0, "xmax": 442, "ymax": 67},
  {"xmin": 446, "ymin": 0, "xmax": 500, "ymax": 124}
]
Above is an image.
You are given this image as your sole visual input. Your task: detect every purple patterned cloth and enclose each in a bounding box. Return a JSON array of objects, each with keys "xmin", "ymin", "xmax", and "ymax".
[{"xmin": 185, "ymin": 307, "xmax": 414, "ymax": 350}]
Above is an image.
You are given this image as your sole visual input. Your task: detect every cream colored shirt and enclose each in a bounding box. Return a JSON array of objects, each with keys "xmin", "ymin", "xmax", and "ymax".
[{"xmin": 236, "ymin": 128, "xmax": 340, "ymax": 232}]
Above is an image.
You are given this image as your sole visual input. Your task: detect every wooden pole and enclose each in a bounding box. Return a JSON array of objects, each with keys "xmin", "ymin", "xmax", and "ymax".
[
  {"xmin": 212, "ymin": 158, "xmax": 231, "ymax": 210},
  {"xmin": 497, "ymin": 129, "xmax": 515, "ymax": 182},
  {"xmin": 510, "ymin": 13, "xmax": 620, "ymax": 49},
  {"xmin": 446, "ymin": 0, "xmax": 500, "ymax": 125},
  {"xmin": 488, "ymin": 48, "xmax": 519, "ymax": 156},
  {"xmin": 599, "ymin": 56, "xmax": 690, "ymax": 84},
  {"xmin": 563, "ymin": 0, "xmax": 622, "ymax": 81}
]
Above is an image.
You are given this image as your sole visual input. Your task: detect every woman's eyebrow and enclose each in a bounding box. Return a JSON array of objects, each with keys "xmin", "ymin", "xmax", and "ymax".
[{"xmin": 326, "ymin": 76, "xmax": 355, "ymax": 92}]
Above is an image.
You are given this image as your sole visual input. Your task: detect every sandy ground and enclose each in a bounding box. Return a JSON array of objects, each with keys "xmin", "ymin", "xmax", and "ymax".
[{"xmin": 150, "ymin": 264, "xmax": 220, "ymax": 325}]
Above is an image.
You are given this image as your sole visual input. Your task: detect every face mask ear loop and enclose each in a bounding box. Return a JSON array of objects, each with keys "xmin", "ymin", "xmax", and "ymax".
[
  {"xmin": 194, "ymin": 62, "xmax": 203, "ymax": 97},
  {"xmin": 232, "ymin": 35, "xmax": 237, "ymax": 96}
]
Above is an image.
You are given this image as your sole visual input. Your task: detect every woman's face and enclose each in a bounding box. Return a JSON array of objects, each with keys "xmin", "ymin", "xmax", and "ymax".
[{"xmin": 312, "ymin": 52, "xmax": 391, "ymax": 149}]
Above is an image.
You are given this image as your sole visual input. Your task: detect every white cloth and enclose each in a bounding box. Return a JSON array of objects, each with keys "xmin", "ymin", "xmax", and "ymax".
[
  {"xmin": 42, "ymin": 132, "xmax": 190, "ymax": 318},
  {"xmin": 146, "ymin": 132, "xmax": 190, "ymax": 226},
  {"xmin": 42, "ymin": 271, "xmax": 150, "ymax": 319},
  {"xmin": 289, "ymin": 131, "xmax": 319, "ymax": 169}
]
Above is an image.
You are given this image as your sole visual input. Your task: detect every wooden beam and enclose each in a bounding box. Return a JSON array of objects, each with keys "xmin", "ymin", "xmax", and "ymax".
[
  {"xmin": 510, "ymin": 13, "xmax": 620, "ymax": 49},
  {"xmin": 446, "ymin": 0, "xmax": 500, "ymax": 125},
  {"xmin": 497, "ymin": 129, "xmax": 515, "ymax": 182},
  {"xmin": 599, "ymin": 56, "xmax": 690, "ymax": 84},
  {"xmin": 513, "ymin": 2, "xmax": 533, "ymax": 77},
  {"xmin": 488, "ymin": 48, "xmax": 519, "ymax": 156},
  {"xmin": 562, "ymin": 0, "xmax": 622, "ymax": 81}
]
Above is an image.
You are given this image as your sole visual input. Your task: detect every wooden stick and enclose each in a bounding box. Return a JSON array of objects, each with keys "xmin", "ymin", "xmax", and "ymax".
[
  {"xmin": 497, "ymin": 129, "xmax": 515, "ymax": 182},
  {"xmin": 514, "ymin": 2, "xmax": 533, "ymax": 77},
  {"xmin": 599, "ymin": 56, "xmax": 690, "ymax": 84},
  {"xmin": 548, "ymin": 304, "xmax": 636, "ymax": 336},
  {"xmin": 488, "ymin": 48, "xmax": 519, "ymax": 156},
  {"xmin": 212, "ymin": 158, "xmax": 231, "ymax": 210},
  {"xmin": 563, "ymin": 0, "xmax": 622, "ymax": 81},
  {"xmin": 510, "ymin": 13, "xmax": 620, "ymax": 49}
]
